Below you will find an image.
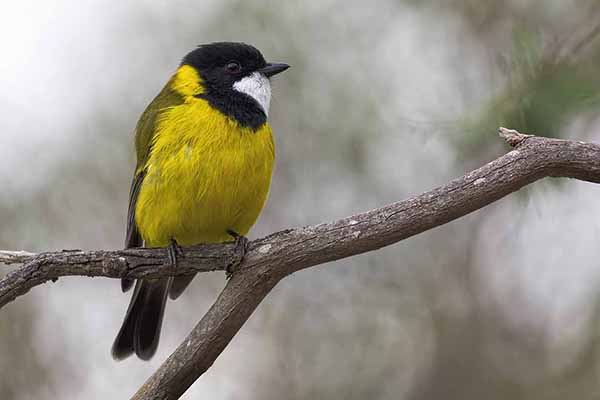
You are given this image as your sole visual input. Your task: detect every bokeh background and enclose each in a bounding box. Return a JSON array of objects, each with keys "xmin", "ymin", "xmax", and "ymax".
[{"xmin": 2, "ymin": 1, "xmax": 600, "ymax": 399}]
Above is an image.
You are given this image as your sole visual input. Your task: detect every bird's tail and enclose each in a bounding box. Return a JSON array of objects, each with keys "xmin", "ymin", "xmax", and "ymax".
[
  {"xmin": 169, "ymin": 274, "xmax": 196, "ymax": 300},
  {"xmin": 111, "ymin": 278, "xmax": 170, "ymax": 361}
]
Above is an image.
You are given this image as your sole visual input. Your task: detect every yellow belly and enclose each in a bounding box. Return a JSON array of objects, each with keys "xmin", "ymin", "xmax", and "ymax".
[{"xmin": 135, "ymin": 98, "xmax": 275, "ymax": 247}]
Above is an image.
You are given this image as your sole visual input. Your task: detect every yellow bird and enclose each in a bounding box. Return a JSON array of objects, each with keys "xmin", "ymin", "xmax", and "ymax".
[{"xmin": 112, "ymin": 42, "xmax": 289, "ymax": 360}]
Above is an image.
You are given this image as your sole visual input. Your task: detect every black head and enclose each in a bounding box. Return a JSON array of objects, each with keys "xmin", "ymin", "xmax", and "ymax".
[
  {"xmin": 183, "ymin": 42, "xmax": 268, "ymax": 91},
  {"xmin": 181, "ymin": 42, "xmax": 289, "ymax": 129}
]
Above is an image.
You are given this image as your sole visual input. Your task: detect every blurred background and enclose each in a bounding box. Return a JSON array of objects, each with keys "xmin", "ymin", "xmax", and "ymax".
[{"xmin": 2, "ymin": 0, "xmax": 600, "ymax": 398}]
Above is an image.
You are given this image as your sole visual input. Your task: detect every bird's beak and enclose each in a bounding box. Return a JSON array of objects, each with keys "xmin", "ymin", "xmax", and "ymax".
[{"xmin": 258, "ymin": 63, "xmax": 290, "ymax": 78}]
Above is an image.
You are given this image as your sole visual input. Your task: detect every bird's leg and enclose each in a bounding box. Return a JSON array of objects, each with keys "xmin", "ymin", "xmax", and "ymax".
[
  {"xmin": 225, "ymin": 229, "xmax": 248, "ymax": 279},
  {"xmin": 167, "ymin": 239, "xmax": 183, "ymax": 268}
]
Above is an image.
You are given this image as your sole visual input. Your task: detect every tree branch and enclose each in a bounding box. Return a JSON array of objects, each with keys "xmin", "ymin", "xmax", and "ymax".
[
  {"xmin": 2, "ymin": 128, "xmax": 600, "ymax": 399},
  {"xmin": 0, "ymin": 244, "xmax": 240, "ymax": 309}
]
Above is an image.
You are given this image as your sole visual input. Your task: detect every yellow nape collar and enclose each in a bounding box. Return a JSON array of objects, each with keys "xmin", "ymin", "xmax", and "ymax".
[{"xmin": 171, "ymin": 65, "xmax": 204, "ymax": 97}]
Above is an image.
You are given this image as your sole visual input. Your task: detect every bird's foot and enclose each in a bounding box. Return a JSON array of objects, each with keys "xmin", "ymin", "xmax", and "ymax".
[
  {"xmin": 167, "ymin": 239, "xmax": 183, "ymax": 268},
  {"xmin": 226, "ymin": 230, "xmax": 248, "ymax": 279}
]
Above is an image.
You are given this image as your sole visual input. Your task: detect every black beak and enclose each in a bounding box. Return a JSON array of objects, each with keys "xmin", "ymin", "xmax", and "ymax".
[{"xmin": 258, "ymin": 63, "xmax": 290, "ymax": 78}]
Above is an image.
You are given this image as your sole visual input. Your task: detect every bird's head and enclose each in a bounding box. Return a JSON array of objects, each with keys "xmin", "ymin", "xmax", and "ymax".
[{"xmin": 176, "ymin": 42, "xmax": 289, "ymax": 127}]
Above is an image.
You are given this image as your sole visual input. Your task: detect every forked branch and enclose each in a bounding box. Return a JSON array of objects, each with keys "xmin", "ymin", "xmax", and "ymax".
[{"xmin": 2, "ymin": 128, "xmax": 600, "ymax": 399}]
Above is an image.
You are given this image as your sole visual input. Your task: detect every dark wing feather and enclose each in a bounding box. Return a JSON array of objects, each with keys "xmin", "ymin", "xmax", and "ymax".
[
  {"xmin": 125, "ymin": 169, "xmax": 146, "ymax": 249},
  {"xmin": 121, "ymin": 169, "xmax": 146, "ymax": 292}
]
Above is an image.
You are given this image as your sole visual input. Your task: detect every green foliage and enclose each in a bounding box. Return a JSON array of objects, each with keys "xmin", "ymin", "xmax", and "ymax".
[{"xmin": 457, "ymin": 26, "xmax": 600, "ymax": 159}]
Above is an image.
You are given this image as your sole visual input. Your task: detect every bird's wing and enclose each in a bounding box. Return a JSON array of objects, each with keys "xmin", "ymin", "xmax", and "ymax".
[
  {"xmin": 121, "ymin": 168, "xmax": 146, "ymax": 292},
  {"xmin": 124, "ymin": 168, "xmax": 146, "ymax": 249},
  {"xmin": 121, "ymin": 82, "xmax": 184, "ymax": 292}
]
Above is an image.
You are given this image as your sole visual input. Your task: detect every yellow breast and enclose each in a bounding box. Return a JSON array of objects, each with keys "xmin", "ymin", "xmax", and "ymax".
[{"xmin": 135, "ymin": 96, "xmax": 275, "ymax": 247}]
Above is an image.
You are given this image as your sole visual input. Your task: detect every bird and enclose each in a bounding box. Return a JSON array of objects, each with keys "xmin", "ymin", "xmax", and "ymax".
[{"xmin": 111, "ymin": 42, "xmax": 289, "ymax": 361}]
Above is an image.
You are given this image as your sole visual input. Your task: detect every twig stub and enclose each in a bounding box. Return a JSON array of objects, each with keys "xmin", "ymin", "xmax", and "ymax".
[{"xmin": 498, "ymin": 127, "xmax": 532, "ymax": 147}]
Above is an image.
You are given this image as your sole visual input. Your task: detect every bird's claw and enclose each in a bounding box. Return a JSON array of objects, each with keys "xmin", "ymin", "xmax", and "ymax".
[
  {"xmin": 167, "ymin": 239, "xmax": 183, "ymax": 269},
  {"xmin": 226, "ymin": 230, "xmax": 248, "ymax": 279}
]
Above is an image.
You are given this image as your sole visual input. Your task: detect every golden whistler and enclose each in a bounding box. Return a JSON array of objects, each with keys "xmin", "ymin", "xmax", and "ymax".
[{"xmin": 112, "ymin": 43, "xmax": 289, "ymax": 360}]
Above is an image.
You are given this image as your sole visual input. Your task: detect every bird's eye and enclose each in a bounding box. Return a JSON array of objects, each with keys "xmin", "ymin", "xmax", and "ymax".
[{"xmin": 225, "ymin": 61, "xmax": 242, "ymax": 74}]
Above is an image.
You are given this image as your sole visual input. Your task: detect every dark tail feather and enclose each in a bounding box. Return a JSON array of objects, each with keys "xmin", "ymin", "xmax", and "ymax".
[
  {"xmin": 112, "ymin": 278, "xmax": 171, "ymax": 361},
  {"xmin": 169, "ymin": 274, "xmax": 196, "ymax": 300},
  {"xmin": 121, "ymin": 278, "xmax": 135, "ymax": 292}
]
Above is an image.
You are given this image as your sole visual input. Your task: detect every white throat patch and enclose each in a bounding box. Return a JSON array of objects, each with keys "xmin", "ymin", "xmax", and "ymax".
[{"xmin": 232, "ymin": 72, "xmax": 272, "ymax": 116}]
